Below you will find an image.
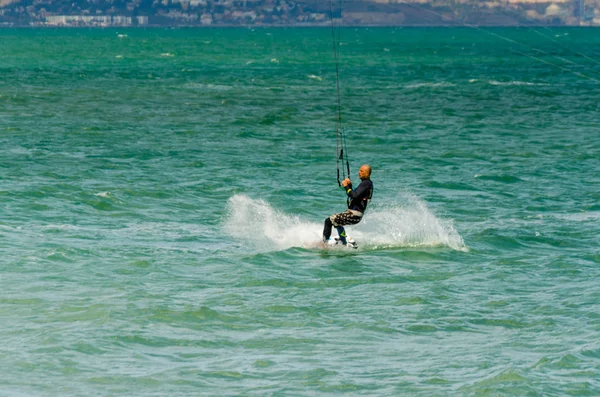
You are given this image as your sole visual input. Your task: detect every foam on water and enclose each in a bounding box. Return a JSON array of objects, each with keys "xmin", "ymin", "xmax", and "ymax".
[
  {"xmin": 405, "ymin": 82, "xmax": 457, "ymax": 89},
  {"xmin": 224, "ymin": 194, "xmax": 467, "ymax": 252},
  {"xmin": 224, "ymin": 194, "xmax": 319, "ymax": 251},
  {"xmin": 488, "ymin": 80, "xmax": 551, "ymax": 86},
  {"xmin": 355, "ymin": 194, "xmax": 467, "ymax": 251}
]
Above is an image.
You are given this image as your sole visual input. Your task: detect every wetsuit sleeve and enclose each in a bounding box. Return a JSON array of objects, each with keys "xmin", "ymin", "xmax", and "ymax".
[
  {"xmin": 344, "ymin": 182, "xmax": 353, "ymax": 195},
  {"xmin": 347, "ymin": 180, "xmax": 368, "ymax": 200}
]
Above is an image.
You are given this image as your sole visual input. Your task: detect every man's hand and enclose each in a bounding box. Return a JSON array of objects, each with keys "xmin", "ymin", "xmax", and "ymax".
[{"xmin": 341, "ymin": 178, "xmax": 351, "ymax": 188}]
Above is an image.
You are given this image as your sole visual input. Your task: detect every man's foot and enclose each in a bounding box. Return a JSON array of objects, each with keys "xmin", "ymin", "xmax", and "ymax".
[
  {"xmin": 346, "ymin": 238, "xmax": 358, "ymax": 249},
  {"xmin": 335, "ymin": 237, "xmax": 358, "ymax": 249}
]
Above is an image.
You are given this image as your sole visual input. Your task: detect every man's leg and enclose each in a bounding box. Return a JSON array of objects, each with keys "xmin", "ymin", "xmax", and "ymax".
[
  {"xmin": 331, "ymin": 210, "xmax": 363, "ymax": 245},
  {"xmin": 322, "ymin": 217, "xmax": 333, "ymax": 242},
  {"xmin": 335, "ymin": 226, "xmax": 347, "ymax": 245}
]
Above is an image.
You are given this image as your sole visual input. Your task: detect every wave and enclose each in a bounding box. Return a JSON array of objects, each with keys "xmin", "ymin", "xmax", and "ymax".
[
  {"xmin": 223, "ymin": 194, "xmax": 467, "ymax": 252},
  {"xmin": 405, "ymin": 82, "xmax": 457, "ymax": 89},
  {"xmin": 488, "ymin": 80, "xmax": 551, "ymax": 87},
  {"xmin": 183, "ymin": 83, "xmax": 233, "ymax": 91}
]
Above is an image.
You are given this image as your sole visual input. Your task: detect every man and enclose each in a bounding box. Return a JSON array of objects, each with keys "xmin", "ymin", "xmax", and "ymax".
[{"xmin": 323, "ymin": 164, "xmax": 373, "ymax": 247}]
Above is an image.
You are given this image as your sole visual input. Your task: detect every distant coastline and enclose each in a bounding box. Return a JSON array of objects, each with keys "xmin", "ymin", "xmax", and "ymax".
[{"xmin": 1, "ymin": 0, "xmax": 599, "ymax": 28}]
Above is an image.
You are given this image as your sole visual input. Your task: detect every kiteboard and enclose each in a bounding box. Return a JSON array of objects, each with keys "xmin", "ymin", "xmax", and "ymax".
[
  {"xmin": 303, "ymin": 236, "xmax": 358, "ymax": 250},
  {"xmin": 329, "ymin": 236, "xmax": 357, "ymax": 248}
]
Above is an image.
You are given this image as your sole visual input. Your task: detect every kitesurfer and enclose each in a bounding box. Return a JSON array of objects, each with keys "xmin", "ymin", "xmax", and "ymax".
[{"xmin": 323, "ymin": 164, "xmax": 373, "ymax": 247}]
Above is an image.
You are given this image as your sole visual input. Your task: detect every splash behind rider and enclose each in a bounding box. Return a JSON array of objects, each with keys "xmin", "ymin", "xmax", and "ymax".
[{"xmin": 323, "ymin": 164, "xmax": 373, "ymax": 246}]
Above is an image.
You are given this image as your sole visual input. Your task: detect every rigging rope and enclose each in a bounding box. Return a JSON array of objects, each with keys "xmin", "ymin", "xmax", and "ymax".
[
  {"xmin": 329, "ymin": 0, "xmax": 350, "ymax": 186},
  {"xmin": 402, "ymin": 2, "xmax": 600, "ymax": 83}
]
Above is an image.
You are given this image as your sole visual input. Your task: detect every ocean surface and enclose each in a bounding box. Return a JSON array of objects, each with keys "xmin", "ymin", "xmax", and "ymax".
[{"xmin": 1, "ymin": 27, "xmax": 599, "ymax": 396}]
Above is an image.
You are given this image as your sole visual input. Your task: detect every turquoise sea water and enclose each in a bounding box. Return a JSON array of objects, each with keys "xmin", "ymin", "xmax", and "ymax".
[{"xmin": 1, "ymin": 27, "xmax": 599, "ymax": 395}]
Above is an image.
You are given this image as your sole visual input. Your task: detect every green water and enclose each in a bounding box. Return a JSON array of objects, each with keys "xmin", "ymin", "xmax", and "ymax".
[{"xmin": 1, "ymin": 27, "xmax": 599, "ymax": 396}]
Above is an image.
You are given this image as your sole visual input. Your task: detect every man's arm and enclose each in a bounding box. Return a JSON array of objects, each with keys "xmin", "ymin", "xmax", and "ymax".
[
  {"xmin": 346, "ymin": 180, "xmax": 370, "ymax": 200},
  {"xmin": 341, "ymin": 178, "xmax": 352, "ymax": 193}
]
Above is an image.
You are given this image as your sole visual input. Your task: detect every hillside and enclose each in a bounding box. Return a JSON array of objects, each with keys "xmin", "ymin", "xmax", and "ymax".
[{"xmin": 0, "ymin": 0, "xmax": 599, "ymax": 27}]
